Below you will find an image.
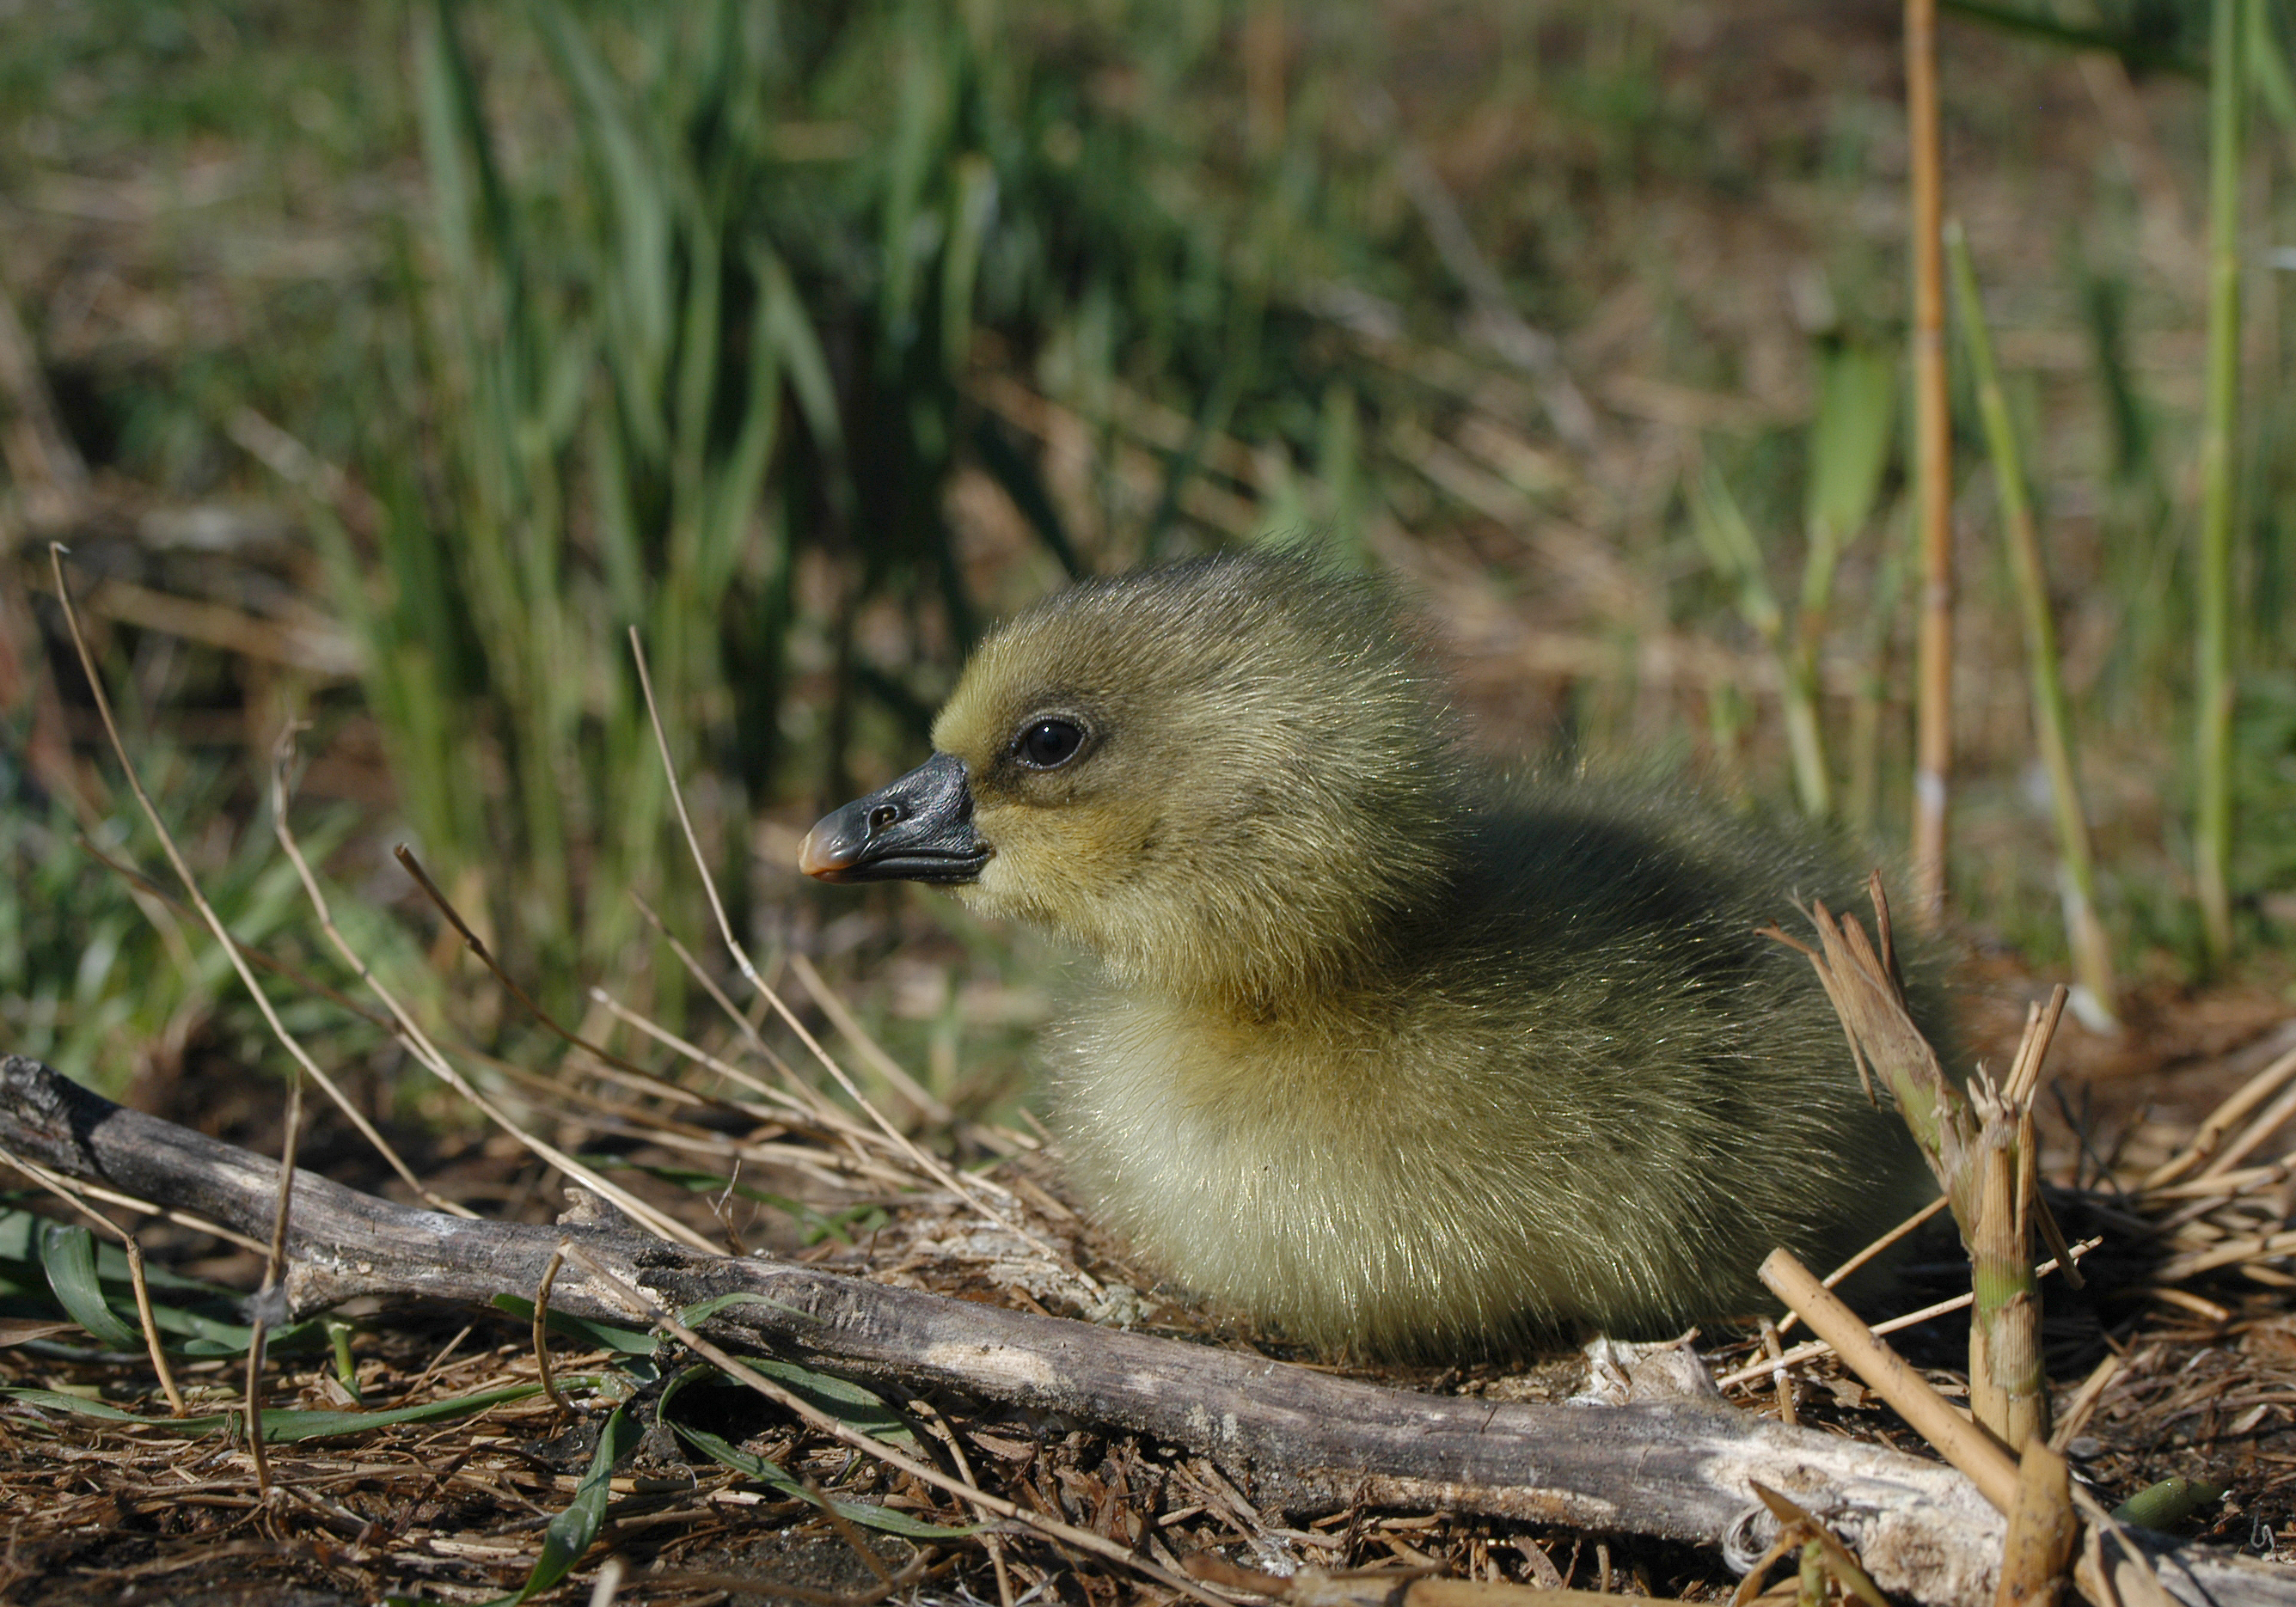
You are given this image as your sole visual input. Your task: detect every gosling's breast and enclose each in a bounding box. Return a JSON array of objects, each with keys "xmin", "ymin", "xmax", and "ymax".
[{"xmin": 1045, "ymin": 989, "xmax": 1696, "ymax": 1350}]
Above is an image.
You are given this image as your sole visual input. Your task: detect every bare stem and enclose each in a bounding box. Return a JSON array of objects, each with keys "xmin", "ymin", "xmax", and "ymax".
[
  {"xmin": 1944, "ymin": 222, "xmax": 2117, "ymax": 1024},
  {"xmin": 1907, "ymin": 0, "xmax": 1955, "ymax": 922}
]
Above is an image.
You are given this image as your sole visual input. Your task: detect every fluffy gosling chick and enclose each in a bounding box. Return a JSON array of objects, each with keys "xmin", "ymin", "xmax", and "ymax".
[{"xmin": 800, "ymin": 553, "xmax": 1942, "ymax": 1356}]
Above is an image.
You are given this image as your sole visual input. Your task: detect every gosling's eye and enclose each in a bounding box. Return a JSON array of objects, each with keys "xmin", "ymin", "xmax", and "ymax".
[{"xmin": 1013, "ymin": 718, "xmax": 1086, "ymax": 770}]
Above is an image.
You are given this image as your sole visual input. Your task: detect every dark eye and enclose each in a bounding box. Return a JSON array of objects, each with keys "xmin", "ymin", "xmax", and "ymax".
[{"xmin": 1014, "ymin": 718, "xmax": 1086, "ymax": 770}]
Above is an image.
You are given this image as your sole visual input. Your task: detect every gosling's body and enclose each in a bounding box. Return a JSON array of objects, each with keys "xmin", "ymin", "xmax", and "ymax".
[{"xmin": 803, "ymin": 553, "xmax": 1944, "ymax": 1356}]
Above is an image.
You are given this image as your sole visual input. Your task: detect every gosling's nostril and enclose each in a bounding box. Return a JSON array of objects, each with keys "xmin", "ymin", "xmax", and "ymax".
[{"xmin": 869, "ymin": 804, "xmax": 902, "ymax": 832}]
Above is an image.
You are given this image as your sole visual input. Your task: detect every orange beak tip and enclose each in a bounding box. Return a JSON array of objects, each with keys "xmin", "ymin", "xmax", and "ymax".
[{"xmin": 797, "ymin": 827, "xmax": 842, "ymax": 880}]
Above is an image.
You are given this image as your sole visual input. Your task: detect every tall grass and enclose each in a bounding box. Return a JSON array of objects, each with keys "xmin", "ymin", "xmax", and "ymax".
[
  {"xmin": 1693, "ymin": 339, "xmax": 1897, "ymax": 822},
  {"xmin": 2195, "ymin": 0, "xmax": 2247, "ymax": 965},
  {"xmin": 1947, "ymin": 222, "xmax": 2117, "ymax": 1023},
  {"xmin": 14, "ymin": 2, "xmax": 2296, "ymax": 1087},
  {"xmin": 342, "ymin": 0, "xmax": 1374, "ymax": 1017}
]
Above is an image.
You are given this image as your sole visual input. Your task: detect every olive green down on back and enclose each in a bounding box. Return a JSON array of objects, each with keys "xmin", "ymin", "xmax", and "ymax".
[{"xmin": 891, "ymin": 553, "xmax": 1944, "ymax": 1355}]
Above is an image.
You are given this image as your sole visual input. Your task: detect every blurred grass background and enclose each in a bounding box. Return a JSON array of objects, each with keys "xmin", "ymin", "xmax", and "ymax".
[{"xmin": 2, "ymin": 0, "xmax": 2293, "ymax": 1127}]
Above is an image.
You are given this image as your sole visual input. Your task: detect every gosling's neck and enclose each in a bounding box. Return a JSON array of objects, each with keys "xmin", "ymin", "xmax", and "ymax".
[{"xmin": 1078, "ymin": 827, "xmax": 1471, "ymax": 1028}]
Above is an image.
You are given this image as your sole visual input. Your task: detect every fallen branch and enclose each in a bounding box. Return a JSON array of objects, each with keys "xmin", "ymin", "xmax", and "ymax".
[{"xmin": 0, "ymin": 1054, "xmax": 2288, "ymax": 1607}]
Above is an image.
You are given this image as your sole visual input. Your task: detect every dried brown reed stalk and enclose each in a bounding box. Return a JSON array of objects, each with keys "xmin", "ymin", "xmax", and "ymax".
[
  {"xmin": 1772, "ymin": 1193, "xmax": 1951, "ymax": 1339},
  {"xmin": 1760, "ymin": 1246, "xmax": 2018, "ymax": 1508},
  {"xmin": 1996, "ymin": 1439, "xmax": 2078, "ymax": 1607},
  {"xmin": 1770, "ymin": 881, "xmax": 2070, "ymax": 1445},
  {"xmin": 1711, "ymin": 1236, "xmax": 2094, "ymax": 1391},
  {"xmin": 2123, "ymin": 1033, "xmax": 2296, "ymax": 1298},
  {"xmin": 1759, "ymin": 1250, "xmax": 2169, "ymax": 1607},
  {"xmin": 1731, "ymin": 1483, "xmax": 1889, "ymax": 1607},
  {"xmin": 1906, "ymin": 0, "xmax": 1956, "ymax": 925}
]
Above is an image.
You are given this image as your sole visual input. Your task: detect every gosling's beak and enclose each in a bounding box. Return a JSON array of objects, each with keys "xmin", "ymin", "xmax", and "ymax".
[{"xmin": 799, "ymin": 751, "xmax": 989, "ymax": 884}]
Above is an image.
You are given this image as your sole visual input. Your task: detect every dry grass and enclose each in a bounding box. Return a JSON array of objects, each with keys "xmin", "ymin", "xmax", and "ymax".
[{"xmin": 1, "ymin": 895, "xmax": 2295, "ymax": 1603}]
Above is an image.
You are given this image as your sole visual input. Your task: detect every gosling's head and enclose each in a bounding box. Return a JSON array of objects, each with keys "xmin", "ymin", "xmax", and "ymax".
[{"xmin": 800, "ymin": 553, "xmax": 1465, "ymax": 1006}]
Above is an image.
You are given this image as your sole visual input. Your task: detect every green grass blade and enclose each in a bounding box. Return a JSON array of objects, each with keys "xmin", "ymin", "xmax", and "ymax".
[
  {"xmin": 489, "ymin": 1294, "xmax": 658, "ymax": 1356},
  {"xmin": 1688, "ymin": 462, "xmax": 1780, "ymax": 639},
  {"xmin": 756, "ymin": 243, "xmax": 842, "ymax": 456},
  {"xmin": 2, "ymin": 1379, "xmax": 595, "ymax": 1442},
  {"xmin": 328, "ymin": 1319, "xmax": 361, "ymax": 1401},
  {"xmin": 974, "ymin": 416, "xmax": 1085, "ymax": 577},
  {"xmin": 1803, "ymin": 338, "xmax": 1898, "ymax": 612},
  {"xmin": 491, "ymin": 1402, "xmax": 638, "ymax": 1604},
  {"xmin": 2195, "ymin": 0, "xmax": 2247, "ymax": 963},
  {"xmin": 1691, "ymin": 462, "xmax": 1828, "ymax": 815},
  {"xmin": 663, "ymin": 1305, "xmax": 915, "ymax": 1447},
  {"xmin": 37, "ymin": 1225, "xmax": 139, "ymax": 1351},
  {"xmin": 2249, "ymin": 0, "xmax": 2296, "ymax": 126},
  {"xmin": 1946, "ymin": 221, "xmax": 2118, "ymax": 1020},
  {"xmin": 660, "ymin": 1367, "xmax": 974, "ymax": 1538},
  {"xmin": 941, "ymin": 151, "xmax": 997, "ymax": 375},
  {"xmin": 534, "ymin": 0, "xmax": 674, "ymax": 462}
]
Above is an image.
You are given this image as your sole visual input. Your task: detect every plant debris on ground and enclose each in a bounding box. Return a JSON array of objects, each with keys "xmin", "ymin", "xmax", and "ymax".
[{"xmin": 0, "ymin": 943, "xmax": 2294, "ymax": 1604}]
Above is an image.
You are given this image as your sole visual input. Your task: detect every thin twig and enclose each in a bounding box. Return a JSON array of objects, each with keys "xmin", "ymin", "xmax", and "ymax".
[
  {"xmin": 626, "ymin": 629, "xmax": 1068, "ymax": 1268},
  {"xmin": 49, "ymin": 545, "xmax": 326, "ymax": 1487},
  {"xmin": 0, "ymin": 1158, "xmax": 264, "ymax": 1253},
  {"xmin": 913, "ymin": 1395, "xmax": 1015, "ymax": 1607},
  {"xmin": 629, "ymin": 893, "xmax": 838, "ymax": 1116},
  {"xmin": 1758, "ymin": 1317, "xmax": 1796, "ymax": 1427},
  {"xmin": 286, "ymin": 822, "xmax": 719, "ymax": 1252},
  {"xmin": 118, "ymin": 1231, "xmax": 187, "ymax": 1415},
  {"xmin": 0, "ymin": 1139, "xmax": 185, "ymax": 1414},
  {"xmin": 1773, "ymin": 1194, "xmax": 1952, "ymax": 1337},
  {"xmin": 535, "ymin": 1244, "xmax": 569, "ymax": 1417},
  {"xmin": 788, "ymin": 951, "xmax": 955, "ymax": 1125},
  {"xmin": 1717, "ymin": 1237, "xmax": 2097, "ymax": 1390},
  {"xmin": 244, "ymin": 1316, "xmax": 275, "ymax": 1494},
  {"xmin": 608, "ymin": 926, "xmax": 1026, "ymax": 1205},
  {"xmin": 387, "ymin": 841, "xmax": 713, "ymax": 1099},
  {"xmin": 584, "ymin": 984, "xmax": 881, "ymax": 1148}
]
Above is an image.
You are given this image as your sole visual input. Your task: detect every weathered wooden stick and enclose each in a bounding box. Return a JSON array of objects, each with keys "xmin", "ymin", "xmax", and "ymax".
[{"xmin": 0, "ymin": 1054, "xmax": 2287, "ymax": 1607}]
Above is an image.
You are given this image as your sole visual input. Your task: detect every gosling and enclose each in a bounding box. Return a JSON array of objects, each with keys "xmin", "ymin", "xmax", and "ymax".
[{"xmin": 800, "ymin": 553, "xmax": 1943, "ymax": 1356}]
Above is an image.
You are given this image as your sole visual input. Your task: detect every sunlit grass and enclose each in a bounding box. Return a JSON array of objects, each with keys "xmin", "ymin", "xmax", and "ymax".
[{"xmin": 7, "ymin": 2, "xmax": 2296, "ymax": 1100}]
